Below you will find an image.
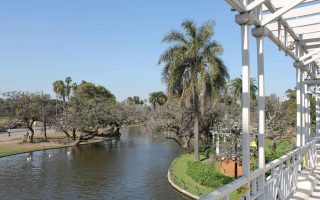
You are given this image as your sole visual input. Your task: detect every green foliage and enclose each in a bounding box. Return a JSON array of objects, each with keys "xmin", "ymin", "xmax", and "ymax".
[
  {"xmin": 250, "ymin": 158, "xmax": 258, "ymax": 171},
  {"xmin": 76, "ymin": 81, "xmax": 116, "ymax": 103},
  {"xmin": 148, "ymin": 91, "xmax": 168, "ymax": 108},
  {"xmin": 159, "ymin": 19, "xmax": 229, "ymax": 101},
  {"xmin": 229, "ymin": 77, "xmax": 258, "ymax": 102},
  {"xmin": 265, "ymin": 139, "xmax": 293, "ymax": 163},
  {"xmin": 186, "ymin": 161, "xmax": 234, "ymax": 188}
]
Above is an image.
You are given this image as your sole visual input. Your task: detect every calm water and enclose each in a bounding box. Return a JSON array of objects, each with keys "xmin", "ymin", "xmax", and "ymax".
[{"xmin": 0, "ymin": 126, "xmax": 187, "ymax": 200}]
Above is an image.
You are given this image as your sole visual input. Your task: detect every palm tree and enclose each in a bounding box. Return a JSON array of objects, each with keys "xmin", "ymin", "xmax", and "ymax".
[
  {"xmin": 159, "ymin": 20, "xmax": 229, "ymax": 161},
  {"xmin": 149, "ymin": 91, "xmax": 168, "ymax": 109},
  {"xmin": 53, "ymin": 80, "xmax": 66, "ymax": 104},
  {"xmin": 229, "ymin": 77, "xmax": 258, "ymax": 103}
]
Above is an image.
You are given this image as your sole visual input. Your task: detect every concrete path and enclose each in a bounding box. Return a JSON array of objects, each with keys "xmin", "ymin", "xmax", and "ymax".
[{"xmin": 290, "ymin": 152, "xmax": 320, "ymax": 200}]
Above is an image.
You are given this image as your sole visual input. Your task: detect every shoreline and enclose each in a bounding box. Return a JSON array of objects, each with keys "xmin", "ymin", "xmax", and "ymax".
[
  {"xmin": 0, "ymin": 132, "xmax": 110, "ymax": 158},
  {"xmin": 167, "ymin": 158, "xmax": 200, "ymax": 200}
]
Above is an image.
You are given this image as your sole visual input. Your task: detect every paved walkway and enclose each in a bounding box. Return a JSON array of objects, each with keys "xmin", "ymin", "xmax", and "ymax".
[{"xmin": 290, "ymin": 151, "xmax": 320, "ymax": 200}]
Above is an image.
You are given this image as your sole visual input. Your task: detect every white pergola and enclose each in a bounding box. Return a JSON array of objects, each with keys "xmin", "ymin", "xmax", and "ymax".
[{"xmin": 202, "ymin": 1, "xmax": 320, "ymax": 200}]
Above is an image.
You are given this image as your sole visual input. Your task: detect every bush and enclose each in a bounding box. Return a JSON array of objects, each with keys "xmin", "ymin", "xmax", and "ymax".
[{"xmin": 186, "ymin": 161, "xmax": 234, "ymax": 188}]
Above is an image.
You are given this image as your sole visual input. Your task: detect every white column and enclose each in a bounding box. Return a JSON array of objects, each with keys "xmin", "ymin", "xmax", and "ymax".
[
  {"xmin": 296, "ymin": 67, "xmax": 302, "ymax": 147},
  {"xmin": 241, "ymin": 23, "xmax": 250, "ymax": 178},
  {"xmin": 304, "ymin": 80, "xmax": 309, "ymax": 143},
  {"xmin": 301, "ymin": 71, "xmax": 306, "ymax": 146},
  {"xmin": 257, "ymin": 36, "xmax": 265, "ymax": 200},
  {"xmin": 216, "ymin": 133, "xmax": 220, "ymax": 155},
  {"xmin": 306, "ymin": 91, "xmax": 311, "ymax": 142},
  {"xmin": 316, "ymin": 86, "xmax": 320, "ymax": 138}
]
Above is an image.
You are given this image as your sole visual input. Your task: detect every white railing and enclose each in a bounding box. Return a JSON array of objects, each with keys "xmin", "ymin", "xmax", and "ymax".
[{"xmin": 201, "ymin": 138, "xmax": 318, "ymax": 200}]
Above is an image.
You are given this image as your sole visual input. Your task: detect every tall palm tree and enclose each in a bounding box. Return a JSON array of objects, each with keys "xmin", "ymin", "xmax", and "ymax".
[
  {"xmin": 159, "ymin": 20, "xmax": 229, "ymax": 160},
  {"xmin": 229, "ymin": 77, "xmax": 258, "ymax": 103},
  {"xmin": 53, "ymin": 80, "xmax": 66, "ymax": 103},
  {"xmin": 149, "ymin": 91, "xmax": 168, "ymax": 109}
]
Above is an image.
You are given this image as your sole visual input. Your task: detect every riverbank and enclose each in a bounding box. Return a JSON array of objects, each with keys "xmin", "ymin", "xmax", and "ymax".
[
  {"xmin": 169, "ymin": 154, "xmax": 247, "ymax": 200},
  {"xmin": 0, "ymin": 132, "xmax": 105, "ymax": 157}
]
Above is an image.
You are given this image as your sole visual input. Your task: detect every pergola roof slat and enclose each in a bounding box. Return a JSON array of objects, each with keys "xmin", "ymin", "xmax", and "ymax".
[
  {"xmin": 267, "ymin": 15, "xmax": 320, "ymax": 30},
  {"xmin": 280, "ymin": 4, "xmax": 320, "ymax": 19},
  {"xmin": 292, "ymin": 24, "xmax": 320, "ymax": 35},
  {"xmin": 262, "ymin": 0, "xmax": 318, "ymax": 11}
]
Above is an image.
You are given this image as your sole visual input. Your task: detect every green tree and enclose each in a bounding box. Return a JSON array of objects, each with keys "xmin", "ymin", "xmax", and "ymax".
[
  {"xmin": 148, "ymin": 91, "xmax": 168, "ymax": 109},
  {"xmin": 229, "ymin": 77, "xmax": 258, "ymax": 103},
  {"xmin": 159, "ymin": 20, "xmax": 229, "ymax": 160}
]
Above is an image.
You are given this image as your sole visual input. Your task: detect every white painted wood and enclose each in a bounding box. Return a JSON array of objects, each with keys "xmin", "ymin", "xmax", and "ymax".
[
  {"xmin": 297, "ymin": 67, "xmax": 302, "ymax": 147},
  {"xmin": 316, "ymin": 86, "xmax": 320, "ymax": 138},
  {"xmin": 257, "ymin": 36, "xmax": 265, "ymax": 200},
  {"xmin": 303, "ymin": 53, "xmax": 320, "ymax": 65},
  {"xmin": 262, "ymin": 0, "xmax": 307, "ymax": 26},
  {"xmin": 302, "ymin": 72, "xmax": 306, "ymax": 146},
  {"xmin": 267, "ymin": 15, "xmax": 320, "ymax": 30},
  {"xmin": 305, "ymin": 90, "xmax": 310, "ymax": 142},
  {"xmin": 275, "ymin": 32, "xmax": 320, "ymax": 45},
  {"xmin": 280, "ymin": 4, "xmax": 320, "ymax": 19},
  {"xmin": 246, "ymin": 0, "xmax": 265, "ymax": 11},
  {"xmin": 292, "ymin": 24, "xmax": 320, "ymax": 35},
  {"xmin": 241, "ymin": 23, "xmax": 251, "ymax": 179},
  {"xmin": 306, "ymin": 44, "xmax": 320, "ymax": 50},
  {"xmin": 262, "ymin": 0, "xmax": 318, "ymax": 11},
  {"xmin": 225, "ymin": 0, "xmax": 246, "ymax": 12},
  {"xmin": 299, "ymin": 49, "xmax": 320, "ymax": 61}
]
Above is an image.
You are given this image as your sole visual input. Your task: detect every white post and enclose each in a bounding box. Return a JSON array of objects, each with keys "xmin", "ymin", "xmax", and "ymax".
[
  {"xmin": 304, "ymin": 79, "xmax": 309, "ymax": 143},
  {"xmin": 241, "ymin": 22, "xmax": 251, "ymax": 184},
  {"xmin": 306, "ymin": 90, "xmax": 311, "ymax": 142},
  {"xmin": 296, "ymin": 67, "xmax": 302, "ymax": 147},
  {"xmin": 216, "ymin": 132, "xmax": 220, "ymax": 155},
  {"xmin": 301, "ymin": 71, "xmax": 306, "ymax": 146},
  {"xmin": 316, "ymin": 86, "xmax": 320, "ymax": 138},
  {"xmin": 257, "ymin": 36, "xmax": 265, "ymax": 200}
]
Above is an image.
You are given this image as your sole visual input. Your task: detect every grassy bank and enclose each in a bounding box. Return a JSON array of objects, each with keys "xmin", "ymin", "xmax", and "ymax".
[
  {"xmin": 170, "ymin": 154, "xmax": 247, "ymax": 199},
  {"xmin": 0, "ymin": 132, "xmax": 105, "ymax": 157}
]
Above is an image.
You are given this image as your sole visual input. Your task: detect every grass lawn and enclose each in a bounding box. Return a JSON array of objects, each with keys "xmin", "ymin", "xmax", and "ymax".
[
  {"xmin": 0, "ymin": 132, "xmax": 105, "ymax": 157},
  {"xmin": 170, "ymin": 153, "xmax": 247, "ymax": 199}
]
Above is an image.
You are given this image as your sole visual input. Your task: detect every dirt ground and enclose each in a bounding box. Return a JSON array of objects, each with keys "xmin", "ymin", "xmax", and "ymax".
[{"xmin": 0, "ymin": 129, "xmax": 56, "ymax": 142}]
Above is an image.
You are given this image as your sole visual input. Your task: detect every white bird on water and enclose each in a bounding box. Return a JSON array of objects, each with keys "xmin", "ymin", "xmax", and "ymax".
[
  {"xmin": 67, "ymin": 151, "xmax": 71, "ymax": 156},
  {"xmin": 48, "ymin": 154, "xmax": 52, "ymax": 158},
  {"xmin": 26, "ymin": 156, "xmax": 32, "ymax": 162}
]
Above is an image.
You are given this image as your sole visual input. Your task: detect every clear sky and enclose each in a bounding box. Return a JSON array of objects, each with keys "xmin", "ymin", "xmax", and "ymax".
[{"xmin": 0, "ymin": 0, "xmax": 296, "ymax": 101}]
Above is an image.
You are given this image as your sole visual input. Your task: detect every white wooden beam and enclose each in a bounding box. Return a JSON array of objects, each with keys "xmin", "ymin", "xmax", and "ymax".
[
  {"xmin": 274, "ymin": 32, "xmax": 320, "ymax": 43},
  {"xmin": 262, "ymin": 0, "xmax": 307, "ymax": 26},
  {"xmin": 280, "ymin": 4, "xmax": 320, "ymax": 19},
  {"xmin": 306, "ymin": 44, "xmax": 320, "ymax": 50},
  {"xmin": 225, "ymin": 0, "xmax": 246, "ymax": 12},
  {"xmin": 304, "ymin": 79, "xmax": 320, "ymax": 85},
  {"xmin": 262, "ymin": 0, "xmax": 318, "ymax": 11},
  {"xmin": 299, "ymin": 49, "xmax": 320, "ymax": 61},
  {"xmin": 303, "ymin": 54, "xmax": 320, "ymax": 65},
  {"xmin": 246, "ymin": 0, "xmax": 265, "ymax": 11},
  {"xmin": 292, "ymin": 24, "xmax": 320, "ymax": 35},
  {"xmin": 267, "ymin": 15, "xmax": 320, "ymax": 30}
]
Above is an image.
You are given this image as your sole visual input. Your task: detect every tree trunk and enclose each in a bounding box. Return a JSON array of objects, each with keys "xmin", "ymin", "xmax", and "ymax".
[
  {"xmin": 43, "ymin": 119, "xmax": 47, "ymax": 141},
  {"xmin": 72, "ymin": 129, "xmax": 76, "ymax": 140},
  {"xmin": 193, "ymin": 84, "xmax": 200, "ymax": 161},
  {"xmin": 63, "ymin": 130, "xmax": 71, "ymax": 138},
  {"xmin": 28, "ymin": 127, "xmax": 35, "ymax": 143},
  {"xmin": 234, "ymin": 160, "xmax": 238, "ymax": 179}
]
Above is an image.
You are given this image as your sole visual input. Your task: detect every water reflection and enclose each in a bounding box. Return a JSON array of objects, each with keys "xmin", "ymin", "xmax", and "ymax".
[{"xmin": 0, "ymin": 127, "xmax": 187, "ymax": 200}]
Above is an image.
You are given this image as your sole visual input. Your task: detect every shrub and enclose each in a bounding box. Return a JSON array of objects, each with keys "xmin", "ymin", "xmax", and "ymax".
[{"xmin": 186, "ymin": 161, "xmax": 234, "ymax": 188}]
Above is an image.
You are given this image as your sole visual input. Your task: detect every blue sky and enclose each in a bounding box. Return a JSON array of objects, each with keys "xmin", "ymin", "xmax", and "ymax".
[{"xmin": 0, "ymin": 0, "xmax": 295, "ymax": 101}]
